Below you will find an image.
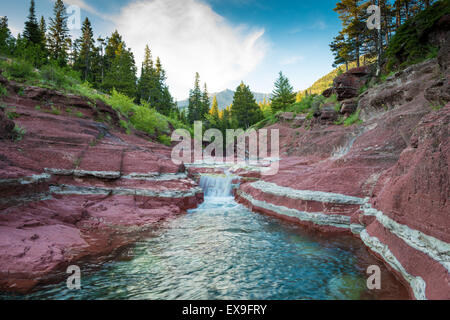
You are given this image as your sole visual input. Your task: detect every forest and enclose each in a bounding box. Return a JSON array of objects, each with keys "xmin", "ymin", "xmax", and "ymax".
[{"xmin": 0, "ymin": 0, "xmax": 447, "ymax": 141}]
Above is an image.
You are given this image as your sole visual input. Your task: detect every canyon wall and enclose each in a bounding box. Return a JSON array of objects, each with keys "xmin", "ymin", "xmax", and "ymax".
[
  {"xmin": 0, "ymin": 81, "xmax": 203, "ymax": 293},
  {"xmin": 236, "ymin": 42, "xmax": 449, "ymax": 299}
]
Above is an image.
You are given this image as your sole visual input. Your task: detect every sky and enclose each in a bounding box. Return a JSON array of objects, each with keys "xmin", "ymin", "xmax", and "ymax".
[{"xmin": 2, "ymin": 0, "xmax": 343, "ymax": 100}]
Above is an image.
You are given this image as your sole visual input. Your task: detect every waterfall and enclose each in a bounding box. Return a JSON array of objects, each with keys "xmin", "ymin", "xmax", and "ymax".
[{"xmin": 199, "ymin": 173, "xmax": 236, "ymax": 197}]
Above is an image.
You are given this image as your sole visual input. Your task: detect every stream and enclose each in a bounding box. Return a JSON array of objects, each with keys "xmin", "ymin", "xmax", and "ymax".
[{"xmin": 1, "ymin": 174, "xmax": 409, "ymax": 300}]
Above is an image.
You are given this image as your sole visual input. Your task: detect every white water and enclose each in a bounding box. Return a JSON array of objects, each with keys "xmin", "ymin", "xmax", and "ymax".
[{"xmin": 199, "ymin": 172, "xmax": 237, "ymax": 197}]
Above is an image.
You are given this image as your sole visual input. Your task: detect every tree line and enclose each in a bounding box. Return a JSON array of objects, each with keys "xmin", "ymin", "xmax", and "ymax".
[
  {"xmin": 0, "ymin": 0, "xmax": 179, "ymax": 118},
  {"xmin": 330, "ymin": 0, "xmax": 438, "ymax": 72},
  {"xmin": 185, "ymin": 71, "xmax": 296, "ymax": 134}
]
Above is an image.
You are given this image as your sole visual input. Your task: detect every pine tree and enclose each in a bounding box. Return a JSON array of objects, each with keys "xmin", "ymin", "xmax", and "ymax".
[
  {"xmin": 334, "ymin": 0, "xmax": 370, "ymax": 68},
  {"xmin": 39, "ymin": 16, "xmax": 47, "ymax": 46},
  {"xmin": 270, "ymin": 72, "xmax": 296, "ymax": 112},
  {"xmin": 103, "ymin": 42, "xmax": 137, "ymax": 98},
  {"xmin": 188, "ymin": 72, "xmax": 203, "ymax": 123},
  {"xmin": 201, "ymin": 83, "xmax": 210, "ymax": 120},
  {"xmin": 0, "ymin": 16, "xmax": 14, "ymax": 55},
  {"xmin": 210, "ymin": 96, "xmax": 219, "ymax": 119},
  {"xmin": 74, "ymin": 18, "xmax": 95, "ymax": 81},
  {"xmin": 23, "ymin": 0, "xmax": 42, "ymax": 44},
  {"xmin": 137, "ymin": 45, "xmax": 155, "ymax": 103},
  {"xmin": 231, "ymin": 82, "xmax": 263, "ymax": 129},
  {"xmin": 48, "ymin": 0, "xmax": 69, "ymax": 66}
]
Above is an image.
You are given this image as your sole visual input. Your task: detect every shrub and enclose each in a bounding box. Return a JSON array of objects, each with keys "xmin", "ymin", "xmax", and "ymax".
[
  {"xmin": 50, "ymin": 106, "xmax": 61, "ymax": 115},
  {"xmin": 158, "ymin": 135, "xmax": 172, "ymax": 146},
  {"xmin": 103, "ymin": 90, "xmax": 170, "ymax": 136},
  {"xmin": 344, "ymin": 109, "xmax": 362, "ymax": 127},
  {"xmin": 40, "ymin": 64, "xmax": 80, "ymax": 88},
  {"xmin": 0, "ymin": 59, "xmax": 36, "ymax": 80},
  {"xmin": 0, "ymin": 84, "xmax": 7, "ymax": 97},
  {"xmin": 72, "ymin": 82, "xmax": 103, "ymax": 101},
  {"xmin": 13, "ymin": 125, "xmax": 26, "ymax": 141},
  {"xmin": 75, "ymin": 111, "xmax": 84, "ymax": 118}
]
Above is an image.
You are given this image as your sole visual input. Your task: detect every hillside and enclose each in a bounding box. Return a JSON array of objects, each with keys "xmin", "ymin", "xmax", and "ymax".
[{"xmin": 177, "ymin": 89, "xmax": 272, "ymax": 110}]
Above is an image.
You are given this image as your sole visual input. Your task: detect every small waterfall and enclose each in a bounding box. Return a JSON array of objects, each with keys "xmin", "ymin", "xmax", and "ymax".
[{"xmin": 199, "ymin": 173, "xmax": 236, "ymax": 197}]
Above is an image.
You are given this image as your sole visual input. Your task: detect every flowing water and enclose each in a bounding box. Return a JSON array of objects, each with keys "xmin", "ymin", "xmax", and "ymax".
[{"xmin": 1, "ymin": 174, "xmax": 409, "ymax": 300}]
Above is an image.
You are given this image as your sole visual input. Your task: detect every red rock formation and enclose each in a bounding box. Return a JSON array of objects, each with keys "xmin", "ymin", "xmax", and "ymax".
[
  {"xmin": 235, "ymin": 55, "xmax": 449, "ymax": 299},
  {"xmin": 0, "ymin": 82, "xmax": 203, "ymax": 293},
  {"xmin": 334, "ymin": 66, "xmax": 370, "ymax": 101}
]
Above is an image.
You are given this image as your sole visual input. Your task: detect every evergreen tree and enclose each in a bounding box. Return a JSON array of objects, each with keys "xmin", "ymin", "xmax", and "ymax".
[
  {"xmin": 137, "ymin": 45, "xmax": 155, "ymax": 103},
  {"xmin": 23, "ymin": 0, "xmax": 42, "ymax": 44},
  {"xmin": 48, "ymin": 0, "xmax": 69, "ymax": 66},
  {"xmin": 104, "ymin": 30, "xmax": 123, "ymax": 72},
  {"xmin": 137, "ymin": 47, "xmax": 175, "ymax": 115},
  {"xmin": 103, "ymin": 42, "xmax": 137, "ymax": 98},
  {"xmin": 270, "ymin": 72, "xmax": 296, "ymax": 112},
  {"xmin": 74, "ymin": 18, "xmax": 95, "ymax": 81},
  {"xmin": 231, "ymin": 82, "xmax": 263, "ymax": 129},
  {"xmin": 187, "ymin": 72, "xmax": 203, "ymax": 123},
  {"xmin": 210, "ymin": 96, "xmax": 219, "ymax": 120},
  {"xmin": 201, "ymin": 83, "xmax": 210, "ymax": 120},
  {"xmin": 0, "ymin": 16, "xmax": 14, "ymax": 55},
  {"xmin": 39, "ymin": 16, "xmax": 47, "ymax": 47}
]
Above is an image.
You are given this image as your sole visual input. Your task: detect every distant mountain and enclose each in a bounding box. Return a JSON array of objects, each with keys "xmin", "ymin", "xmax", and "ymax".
[{"xmin": 177, "ymin": 89, "xmax": 272, "ymax": 111}]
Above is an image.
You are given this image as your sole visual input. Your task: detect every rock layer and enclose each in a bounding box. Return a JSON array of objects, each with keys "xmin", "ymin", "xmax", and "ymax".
[
  {"xmin": 236, "ymin": 56, "xmax": 450, "ymax": 299},
  {"xmin": 0, "ymin": 83, "xmax": 203, "ymax": 293}
]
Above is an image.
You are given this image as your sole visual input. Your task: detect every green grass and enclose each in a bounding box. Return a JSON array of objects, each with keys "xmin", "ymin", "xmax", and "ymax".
[
  {"xmin": 0, "ymin": 59, "xmax": 37, "ymax": 81},
  {"xmin": 13, "ymin": 125, "xmax": 26, "ymax": 141},
  {"xmin": 344, "ymin": 109, "xmax": 362, "ymax": 127},
  {"xmin": 0, "ymin": 84, "xmax": 7, "ymax": 97},
  {"xmin": 430, "ymin": 102, "xmax": 444, "ymax": 111},
  {"xmin": 158, "ymin": 134, "xmax": 172, "ymax": 146},
  {"xmin": 7, "ymin": 111, "xmax": 20, "ymax": 120},
  {"xmin": 50, "ymin": 106, "xmax": 61, "ymax": 115},
  {"xmin": 102, "ymin": 89, "xmax": 170, "ymax": 136},
  {"xmin": 75, "ymin": 111, "xmax": 84, "ymax": 118},
  {"xmin": 35, "ymin": 105, "xmax": 41, "ymax": 111}
]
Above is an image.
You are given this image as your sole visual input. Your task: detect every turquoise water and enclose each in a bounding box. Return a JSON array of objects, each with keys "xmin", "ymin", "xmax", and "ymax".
[{"xmin": 1, "ymin": 175, "xmax": 408, "ymax": 300}]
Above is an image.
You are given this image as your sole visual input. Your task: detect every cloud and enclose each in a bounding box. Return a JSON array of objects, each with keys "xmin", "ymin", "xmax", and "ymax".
[
  {"xmin": 113, "ymin": 0, "xmax": 267, "ymax": 100},
  {"xmin": 280, "ymin": 55, "xmax": 303, "ymax": 66}
]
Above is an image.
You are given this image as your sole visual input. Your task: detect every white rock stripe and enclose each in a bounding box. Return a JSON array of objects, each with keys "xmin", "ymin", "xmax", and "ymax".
[
  {"xmin": 361, "ymin": 203, "xmax": 450, "ymax": 273},
  {"xmin": 0, "ymin": 173, "xmax": 51, "ymax": 185},
  {"xmin": 359, "ymin": 230, "xmax": 427, "ymax": 300},
  {"xmin": 44, "ymin": 168, "xmax": 188, "ymax": 181},
  {"xmin": 237, "ymin": 190, "xmax": 351, "ymax": 229},
  {"xmin": 50, "ymin": 184, "xmax": 202, "ymax": 198},
  {"xmin": 250, "ymin": 181, "xmax": 366, "ymax": 205},
  {"xmin": 122, "ymin": 172, "xmax": 188, "ymax": 181},
  {"xmin": 247, "ymin": 180, "xmax": 450, "ymax": 273},
  {"xmin": 241, "ymin": 181, "xmax": 450, "ymax": 300}
]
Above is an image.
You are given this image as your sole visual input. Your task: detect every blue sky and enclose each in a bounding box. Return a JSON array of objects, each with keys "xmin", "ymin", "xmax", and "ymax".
[{"xmin": 3, "ymin": 0, "xmax": 343, "ymax": 99}]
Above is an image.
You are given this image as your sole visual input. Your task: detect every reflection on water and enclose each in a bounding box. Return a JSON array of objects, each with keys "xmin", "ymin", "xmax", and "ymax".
[{"xmin": 1, "ymin": 175, "xmax": 409, "ymax": 300}]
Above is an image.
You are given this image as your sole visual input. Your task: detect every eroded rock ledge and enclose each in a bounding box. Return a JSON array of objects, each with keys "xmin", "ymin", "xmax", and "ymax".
[
  {"xmin": 0, "ymin": 85, "xmax": 203, "ymax": 293},
  {"xmin": 235, "ymin": 56, "xmax": 449, "ymax": 300}
]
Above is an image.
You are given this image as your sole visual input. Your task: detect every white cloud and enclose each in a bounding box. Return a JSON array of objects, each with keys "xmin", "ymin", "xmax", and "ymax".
[{"xmin": 113, "ymin": 0, "xmax": 267, "ymax": 100}]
